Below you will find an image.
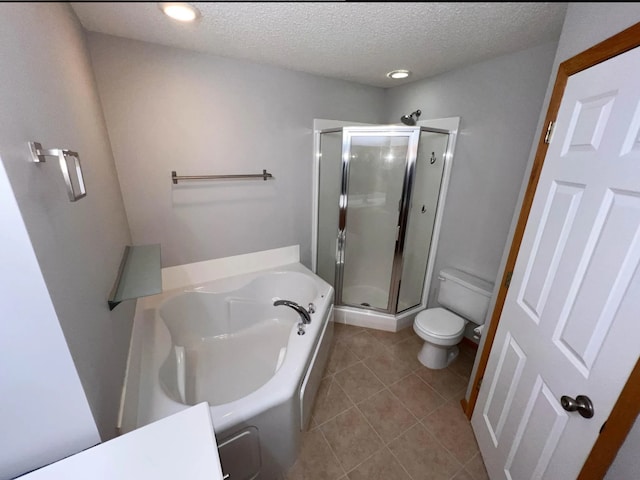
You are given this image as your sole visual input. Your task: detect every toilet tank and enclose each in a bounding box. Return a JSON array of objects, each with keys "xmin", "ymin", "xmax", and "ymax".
[{"xmin": 437, "ymin": 268, "xmax": 494, "ymax": 325}]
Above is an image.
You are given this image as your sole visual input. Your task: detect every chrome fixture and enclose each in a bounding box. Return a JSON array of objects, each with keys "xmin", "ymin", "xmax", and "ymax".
[
  {"xmin": 273, "ymin": 299, "xmax": 313, "ymax": 324},
  {"xmin": 171, "ymin": 169, "xmax": 273, "ymax": 184},
  {"xmin": 29, "ymin": 141, "xmax": 87, "ymax": 202},
  {"xmin": 296, "ymin": 323, "xmax": 306, "ymax": 336},
  {"xmin": 401, "ymin": 110, "xmax": 421, "ymax": 126}
]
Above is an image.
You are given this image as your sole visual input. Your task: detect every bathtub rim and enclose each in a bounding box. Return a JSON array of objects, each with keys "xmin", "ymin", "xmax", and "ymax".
[{"xmin": 119, "ymin": 259, "xmax": 333, "ymax": 436}]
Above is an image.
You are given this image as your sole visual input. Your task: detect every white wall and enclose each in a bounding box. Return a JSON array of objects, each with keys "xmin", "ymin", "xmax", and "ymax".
[
  {"xmin": 606, "ymin": 416, "xmax": 640, "ymax": 479},
  {"xmin": 86, "ymin": 34, "xmax": 386, "ymax": 268},
  {"xmin": 0, "ymin": 4, "xmax": 134, "ymax": 440},
  {"xmin": 0, "ymin": 160, "xmax": 99, "ymax": 480},
  {"xmin": 385, "ymin": 42, "xmax": 558, "ymax": 305}
]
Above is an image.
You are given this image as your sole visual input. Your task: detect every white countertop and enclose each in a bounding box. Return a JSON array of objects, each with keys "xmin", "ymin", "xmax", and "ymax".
[{"xmin": 19, "ymin": 403, "xmax": 223, "ymax": 480}]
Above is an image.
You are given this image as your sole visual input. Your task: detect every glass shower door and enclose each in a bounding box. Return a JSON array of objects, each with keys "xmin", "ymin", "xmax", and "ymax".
[
  {"xmin": 339, "ymin": 128, "xmax": 419, "ymax": 311},
  {"xmin": 397, "ymin": 129, "xmax": 449, "ymax": 312}
]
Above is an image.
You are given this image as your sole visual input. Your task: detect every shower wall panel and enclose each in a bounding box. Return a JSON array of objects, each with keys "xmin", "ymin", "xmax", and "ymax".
[{"xmin": 397, "ymin": 132, "xmax": 448, "ymax": 311}]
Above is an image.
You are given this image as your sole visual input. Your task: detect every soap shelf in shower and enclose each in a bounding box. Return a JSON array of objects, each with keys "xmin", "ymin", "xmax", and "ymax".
[
  {"xmin": 108, "ymin": 244, "xmax": 162, "ymax": 310},
  {"xmin": 171, "ymin": 169, "xmax": 274, "ymax": 184}
]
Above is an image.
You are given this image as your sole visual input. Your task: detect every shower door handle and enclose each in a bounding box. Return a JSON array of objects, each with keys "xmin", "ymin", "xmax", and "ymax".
[{"xmin": 336, "ymin": 231, "xmax": 346, "ymax": 264}]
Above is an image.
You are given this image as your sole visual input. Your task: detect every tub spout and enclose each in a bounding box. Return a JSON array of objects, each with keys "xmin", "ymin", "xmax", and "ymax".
[{"xmin": 274, "ymin": 299, "xmax": 312, "ymax": 324}]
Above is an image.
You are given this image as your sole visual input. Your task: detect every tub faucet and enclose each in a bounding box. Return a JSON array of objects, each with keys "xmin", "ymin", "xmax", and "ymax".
[{"xmin": 274, "ymin": 299, "xmax": 312, "ymax": 324}]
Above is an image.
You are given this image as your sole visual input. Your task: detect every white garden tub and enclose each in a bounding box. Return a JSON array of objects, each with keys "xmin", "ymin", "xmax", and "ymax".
[{"xmin": 123, "ymin": 259, "xmax": 333, "ymax": 480}]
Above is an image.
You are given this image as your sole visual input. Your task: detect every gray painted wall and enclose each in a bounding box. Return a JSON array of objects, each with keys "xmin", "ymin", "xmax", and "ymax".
[
  {"xmin": 607, "ymin": 416, "xmax": 640, "ymax": 479},
  {"xmin": 0, "ymin": 4, "xmax": 134, "ymax": 440},
  {"xmin": 0, "ymin": 160, "xmax": 99, "ymax": 479},
  {"xmin": 385, "ymin": 42, "xmax": 558, "ymax": 306},
  {"xmin": 86, "ymin": 33, "xmax": 386, "ymax": 268}
]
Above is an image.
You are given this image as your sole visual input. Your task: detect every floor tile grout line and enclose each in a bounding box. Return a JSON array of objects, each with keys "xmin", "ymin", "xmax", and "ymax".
[
  {"xmin": 343, "ymin": 444, "xmax": 415, "ymax": 480},
  {"xmin": 342, "ymin": 404, "xmax": 399, "ymax": 477},
  {"xmin": 362, "ymin": 352, "xmax": 415, "ymax": 388},
  {"xmin": 386, "ymin": 436, "xmax": 419, "ymax": 480},
  {"xmin": 333, "ymin": 345, "xmax": 371, "ymax": 374},
  {"xmin": 413, "ymin": 368, "xmax": 461, "ymax": 402},
  {"xmin": 359, "ymin": 360, "xmax": 388, "ymax": 390},
  {"xmin": 319, "ymin": 403, "xmax": 382, "ymax": 476},
  {"xmin": 342, "ymin": 382, "xmax": 386, "ymax": 407},
  {"xmin": 376, "ymin": 334, "xmax": 410, "ymax": 351},
  {"xmin": 332, "ymin": 322, "xmax": 364, "ymax": 335},
  {"xmin": 362, "ymin": 356, "xmax": 390, "ymax": 387},
  {"xmin": 353, "ymin": 395, "xmax": 386, "ymax": 446},
  {"xmin": 418, "ymin": 416, "xmax": 474, "ymax": 470},
  {"xmin": 317, "ymin": 423, "xmax": 348, "ymax": 478},
  {"xmin": 388, "ymin": 371, "xmax": 417, "ymax": 388},
  {"xmin": 318, "ymin": 325, "xmax": 483, "ymax": 479},
  {"xmin": 462, "ymin": 451, "xmax": 488, "ymax": 480},
  {"xmin": 337, "ymin": 332, "xmax": 387, "ymax": 363},
  {"xmin": 383, "ymin": 386, "xmax": 423, "ymax": 427},
  {"xmin": 386, "ymin": 373, "xmax": 448, "ymax": 420},
  {"xmin": 338, "ymin": 444, "xmax": 382, "ymax": 478},
  {"xmin": 446, "ymin": 466, "xmax": 466, "ymax": 480},
  {"xmin": 311, "ymin": 379, "xmax": 355, "ymax": 429},
  {"xmin": 352, "ymin": 385, "xmax": 424, "ymax": 452},
  {"xmin": 379, "ymin": 415, "xmax": 420, "ymax": 448},
  {"xmin": 386, "ymin": 390, "xmax": 425, "ymax": 423},
  {"xmin": 463, "ymin": 450, "xmax": 483, "ymax": 467},
  {"xmin": 422, "ymin": 421, "xmax": 467, "ymax": 477},
  {"xmin": 329, "ymin": 359, "xmax": 360, "ymax": 377},
  {"xmin": 334, "ymin": 360, "xmax": 386, "ymax": 405}
]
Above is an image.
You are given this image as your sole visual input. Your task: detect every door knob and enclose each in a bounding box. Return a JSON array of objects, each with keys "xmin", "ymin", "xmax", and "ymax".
[{"xmin": 560, "ymin": 395, "xmax": 594, "ymax": 418}]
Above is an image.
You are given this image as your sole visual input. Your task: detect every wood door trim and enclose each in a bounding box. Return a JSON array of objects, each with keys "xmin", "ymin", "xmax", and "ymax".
[
  {"xmin": 578, "ymin": 357, "xmax": 640, "ymax": 479},
  {"xmin": 464, "ymin": 21, "xmax": 640, "ymax": 477}
]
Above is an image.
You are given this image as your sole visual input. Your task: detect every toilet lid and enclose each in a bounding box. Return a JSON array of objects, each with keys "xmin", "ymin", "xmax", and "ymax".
[{"xmin": 415, "ymin": 308, "xmax": 466, "ymax": 339}]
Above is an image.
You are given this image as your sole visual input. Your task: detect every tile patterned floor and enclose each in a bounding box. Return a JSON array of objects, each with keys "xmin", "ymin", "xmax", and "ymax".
[{"xmin": 286, "ymin": 323, "xmax": 489, "ymax": 480}]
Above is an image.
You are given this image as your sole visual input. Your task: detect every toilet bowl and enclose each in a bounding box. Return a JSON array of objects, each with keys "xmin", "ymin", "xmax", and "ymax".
[
  {"xmin": 414, "ymin": 307, "xmax": 466, "ymax": 368},
  {"xmin": 413, "ymin": 268, "xmax": 493, "ymax": 369}
]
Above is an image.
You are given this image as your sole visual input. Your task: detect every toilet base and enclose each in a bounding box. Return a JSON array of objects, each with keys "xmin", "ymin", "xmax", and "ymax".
[{"xmin": 417, "ymin": 342, "xmax": 459, "ymax": 369}]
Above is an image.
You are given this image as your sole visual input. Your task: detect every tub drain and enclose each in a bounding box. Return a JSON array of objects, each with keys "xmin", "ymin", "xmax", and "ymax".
[{"xmin": 360, "ymin": 302, "xmax": 371, "ymax": 307}]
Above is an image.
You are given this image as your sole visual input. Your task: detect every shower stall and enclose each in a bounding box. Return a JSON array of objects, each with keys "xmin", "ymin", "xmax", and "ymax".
[{"xmin": 314, "ymin": 122, "xmax": 457, "ymax": 330}]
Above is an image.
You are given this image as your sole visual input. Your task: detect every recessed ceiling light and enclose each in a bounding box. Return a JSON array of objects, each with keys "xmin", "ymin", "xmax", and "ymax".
[
  {"xmin": 159, "ymin": 3, "xmax": 201, "ymax": 22},
  {"xmin": 387, "ymin": 69, "xmax": 411, "ymax": 79}
]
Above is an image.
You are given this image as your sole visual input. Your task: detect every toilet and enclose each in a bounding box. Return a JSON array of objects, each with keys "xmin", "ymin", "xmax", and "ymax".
[{"xmin": 413, "ymin": 268, "xmax": 493, "ymax": 369}]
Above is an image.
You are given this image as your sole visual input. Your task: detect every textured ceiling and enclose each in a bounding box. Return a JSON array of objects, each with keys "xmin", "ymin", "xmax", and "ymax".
[{"xmin": 71, "ymin": 2, "xmax": 567, "ymax": 88}]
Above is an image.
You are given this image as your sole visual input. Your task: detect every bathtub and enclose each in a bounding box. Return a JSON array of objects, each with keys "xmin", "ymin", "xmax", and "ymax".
[{"xmin": 124, "ymin": 260, "xmax": 334, "ymax": 480}]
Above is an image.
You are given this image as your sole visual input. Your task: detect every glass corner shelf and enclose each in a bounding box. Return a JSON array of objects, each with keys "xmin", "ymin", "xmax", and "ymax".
[{"xmin": 108, "ymin": 244, "xmax": 162, "ymax": 311}]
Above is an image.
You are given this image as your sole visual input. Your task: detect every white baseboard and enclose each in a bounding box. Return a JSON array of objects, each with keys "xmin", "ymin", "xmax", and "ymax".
[{"xmin": 333, "ymin": 306, "xmax": 421, "ymax": 332}]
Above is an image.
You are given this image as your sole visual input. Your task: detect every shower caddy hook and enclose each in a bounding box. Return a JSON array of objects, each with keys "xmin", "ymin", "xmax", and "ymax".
[{"xmin": 28, "ymin": 141, "xmax": 87, "ymax": 202}]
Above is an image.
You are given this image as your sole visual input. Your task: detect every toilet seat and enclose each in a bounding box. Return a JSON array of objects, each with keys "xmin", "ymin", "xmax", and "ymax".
[{"xmin": 415, "ymin": 308, "xmax": 466, "ymax": 340}]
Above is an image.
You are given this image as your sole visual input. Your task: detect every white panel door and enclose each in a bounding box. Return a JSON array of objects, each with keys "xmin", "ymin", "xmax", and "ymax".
[{"xmin": 472, "ymin": 46, "xmax": 640, "ymax": 479}]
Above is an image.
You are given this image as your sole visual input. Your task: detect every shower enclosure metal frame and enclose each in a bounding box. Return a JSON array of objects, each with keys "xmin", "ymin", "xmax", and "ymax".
[
  {"xmin": 337, "ymin": 126, "xmax": 424, "ymax": 313},
  {"xmin": 313, "ymin": 122, "xmax": 457, "ymax": 321}
]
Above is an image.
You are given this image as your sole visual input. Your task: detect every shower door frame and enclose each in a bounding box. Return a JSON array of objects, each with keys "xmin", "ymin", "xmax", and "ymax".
[{"xmin": 328, "ymin": 125, "xmax": 451, "ymax": 314}]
